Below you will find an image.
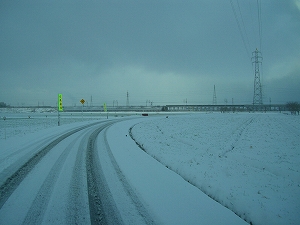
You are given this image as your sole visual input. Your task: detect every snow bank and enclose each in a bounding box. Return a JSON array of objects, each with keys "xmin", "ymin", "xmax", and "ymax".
[{"xmin": 107, "ymin": 118, "xmax": 248, "ymax": 225}]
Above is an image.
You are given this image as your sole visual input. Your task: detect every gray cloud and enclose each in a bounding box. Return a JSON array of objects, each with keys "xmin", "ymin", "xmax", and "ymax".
[{"xmin": 1, "ymin": 0, "xmax": 299, "ymax": 106}]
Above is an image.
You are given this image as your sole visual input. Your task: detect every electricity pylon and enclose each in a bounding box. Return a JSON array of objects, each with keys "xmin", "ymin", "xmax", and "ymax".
[
  {"xmin": 212, "ymin": 85, "xmax": 217, "ymax": 105},
  {"xmin": 252, "ymin": 48, "xmax": 263, "ymax": 105}
]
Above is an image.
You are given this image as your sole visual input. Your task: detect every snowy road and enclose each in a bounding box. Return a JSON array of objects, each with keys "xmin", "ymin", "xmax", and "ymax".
[
  {"xmin": 0, "ymin": 114, "xmax": 250, "ymax": 225},
  {"xmin": 0, "ymin": 119, "xmax": 152, "ymax": 224}
]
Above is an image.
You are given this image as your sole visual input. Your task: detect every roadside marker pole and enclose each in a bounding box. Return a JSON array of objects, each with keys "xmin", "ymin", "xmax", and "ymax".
[
  {"xmin": 80, "ymin": 99, "xmax": 85, "ymax": 121},
  {"xmin": 58, "ymin": 94, "xmax": 63, "ymax": 126},
  {"xmin": 103, "ymin": 103, "xmax": 108, "ymax": 119},
  {"xmin": 3, "ymin": 116, "xmax": 6, "ymax": 140},
  {"xmin": 58, "ymin": 110, "xmax": 60, "ymax": 126}
]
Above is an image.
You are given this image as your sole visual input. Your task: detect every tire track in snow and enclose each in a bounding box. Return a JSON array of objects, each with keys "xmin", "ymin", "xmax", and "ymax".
[
  {"xmin": 0, "ymin": 133, "xmax": 64, "ymax": 187},
  {"xmin": 103, "ymin": 128, "xmax": 155, "ymax": 224},
  {"xmin": 86, "ymin": 122, "xmax": 123, "ymax": 225},
  {"xmin": 67, "ymin": 126, "xmax": 97, "ymax": 224},
  {"xmin": 0, "ymin": 132, "xmax": 57, "ymax": 166},
  {"xmin": 1, "ymin": 118, "xmax": 151, "ymax": 224},
  {"xmin": 22, "ymin": 133, "xmax": 80, "ymax": 225},
  {"xmin": 219, "ymin": 116, "xmax": 255, "ymax": 157},
  {"xmin": 0, "ymin": 122, "xmax": 101, "ymax": 209}
]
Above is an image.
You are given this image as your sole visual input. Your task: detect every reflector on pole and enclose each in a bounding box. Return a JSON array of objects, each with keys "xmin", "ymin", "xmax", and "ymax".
[
  {"xmin": 58, "ymin": 94, "xmax": 63, "ymax": 111},
  {"xmin": 58, "ymin": 94, "xmax": 63, "ymax": 126}
]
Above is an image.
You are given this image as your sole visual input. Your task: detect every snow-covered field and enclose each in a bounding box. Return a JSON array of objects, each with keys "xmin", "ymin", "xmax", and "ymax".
[
  {"xmin": 130, "ymin": 112, "xmax": 300, "ymax": 225},
  {"xmin": 0, "ymin": 108, "xmax": 126, "ymax": 140},
  {"xmin": 0, "ymin": 109, "xmax": 299, "ymax": 224}
]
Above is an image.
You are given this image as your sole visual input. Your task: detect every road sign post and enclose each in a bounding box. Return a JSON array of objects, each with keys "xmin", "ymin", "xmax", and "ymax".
[
  {"xmin": 80, "ymin": 99, "xmax": 85, "ymax": 120},
  {"xmin": 3, "ymin": 116, "xmax": 6, "ymax": 139},
  {"xmin": 58, "ymin": 94, "xmax": 63, "ymax": 126}
]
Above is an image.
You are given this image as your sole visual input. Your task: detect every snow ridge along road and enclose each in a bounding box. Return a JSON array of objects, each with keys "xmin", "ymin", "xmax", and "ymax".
[{"xmin": 0, "ymin": 119, "xmax": 152, "ymax": 224}]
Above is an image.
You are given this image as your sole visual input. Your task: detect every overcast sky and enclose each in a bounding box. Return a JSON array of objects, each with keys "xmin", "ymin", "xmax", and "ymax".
[{"xmin": 1, "ymin": 0, "xmax": 299, "ymax": 107}]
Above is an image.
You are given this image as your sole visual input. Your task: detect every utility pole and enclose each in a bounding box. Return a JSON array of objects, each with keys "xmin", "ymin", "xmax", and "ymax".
[
  {"xmin": 212, "ymin": 85, "xmax": 217, "ymax": 105},
  {"xmin": 113, "ymin": 100, "xmax": 118, "ymax": 107},
  {"xmin": 252, "ymin": 48, "xmax": 263, "ymax": 105},
  {"xmin": 183, "ymin": 98, "xmax": 187, "ymax": 105},
  {"xmin": 146, "ymin": 100, "xmax": 150, "ymax": 107},
  {"xmin": 126, "ymin": 91, "xmax": 130, "ymax": 108}
]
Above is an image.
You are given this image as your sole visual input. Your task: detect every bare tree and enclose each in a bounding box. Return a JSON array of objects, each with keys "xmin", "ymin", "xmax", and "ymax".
[
  {"xmin": 286, "ymin": 102, "xmax": 300, "ymax": 115},
  {"xmin": 0, "ymin": 102, "xmax": 9, "ymax": 108}
]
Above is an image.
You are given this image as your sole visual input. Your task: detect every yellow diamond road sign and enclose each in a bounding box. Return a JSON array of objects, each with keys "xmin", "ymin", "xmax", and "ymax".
[
  {"xmin": 80, "ymin": 99, "xmax": 85, "ymax": 104},
  {"xmin": 58, "ymin": 94, "xmax": 63, "ymax": 111}
]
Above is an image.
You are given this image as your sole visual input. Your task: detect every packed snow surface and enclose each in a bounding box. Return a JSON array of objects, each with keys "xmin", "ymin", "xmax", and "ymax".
[{"xmin": 0, "ymin": 109, "xmax": 299, "ymax": 224}]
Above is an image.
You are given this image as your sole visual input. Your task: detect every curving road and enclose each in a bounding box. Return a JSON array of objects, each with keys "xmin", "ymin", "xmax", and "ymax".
[{"xmin": 0, "ymin": 120, "xmax": 153, "ymax": 224}]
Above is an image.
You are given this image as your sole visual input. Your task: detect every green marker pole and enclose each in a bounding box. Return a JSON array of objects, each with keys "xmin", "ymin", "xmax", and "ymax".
[
  {"xmin": 58, "ymin": 94, "xmax": 63, "ymax": 126},
  {"xmin": 103, "ymin": 103, "xmax": 108, "ymax": 119},
  {"xmin": 57, "ymin": 95, "xmax": 59, "ymax": 126},
  {"xmin": 58, "ymin": 109, "xmax": 60, "ymax": 126}
]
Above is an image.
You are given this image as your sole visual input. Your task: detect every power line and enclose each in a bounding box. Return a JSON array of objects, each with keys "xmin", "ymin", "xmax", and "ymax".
[
  {"xmin": 230, "ymin": 0, "xmax": 251, "ymax": 59},
  {"xmin": 236, "ymin": 0, "xmax": 251, "ymax": 56},
  {"xmin": 230, "ymin": 0, "xmax": 263, "ymax": 57},
  {"xmin": 257, "ymin": 0, "xmax": 263, "ymax": 51},
  {"xmin": 248, "ymin": 1, "xmax": 256, "ymax": 47}
]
